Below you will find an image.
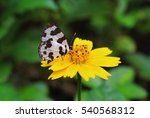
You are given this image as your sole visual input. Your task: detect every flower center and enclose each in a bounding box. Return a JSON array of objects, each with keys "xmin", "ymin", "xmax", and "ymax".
[{"xmin": 69, "ymin": 45, "xmax": 90, "ymax": 64}]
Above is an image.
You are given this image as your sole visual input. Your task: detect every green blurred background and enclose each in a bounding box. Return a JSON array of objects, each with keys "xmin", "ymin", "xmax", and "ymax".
[{"xmin": 0, "ymin": 0, "xmax": 150, "ymax": 101}]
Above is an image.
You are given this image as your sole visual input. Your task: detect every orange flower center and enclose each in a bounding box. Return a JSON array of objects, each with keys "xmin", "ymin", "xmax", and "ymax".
[{"xmin": 69, "ymin": 45, "xmax": 90, "ymax": 64}]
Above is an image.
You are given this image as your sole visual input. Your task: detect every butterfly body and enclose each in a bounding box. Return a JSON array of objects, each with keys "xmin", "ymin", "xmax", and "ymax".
[{"xmin": 38, "ymin": 24, "xmax": 69, "ymax": 61}]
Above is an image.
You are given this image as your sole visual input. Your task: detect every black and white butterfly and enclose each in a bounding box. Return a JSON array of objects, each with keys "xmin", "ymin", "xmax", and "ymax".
[{"xmin": 38, "ymin": 24, "xmax": 70, "ymax": 62}]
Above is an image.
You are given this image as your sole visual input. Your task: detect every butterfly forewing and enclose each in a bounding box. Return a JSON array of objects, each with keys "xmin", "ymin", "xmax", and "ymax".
[{"xmin": 38, "ymin": 24, "xmax": 69, "ymax": 61}]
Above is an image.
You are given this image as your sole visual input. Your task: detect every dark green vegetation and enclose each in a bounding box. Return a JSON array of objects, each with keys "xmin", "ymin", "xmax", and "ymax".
[{"xmin": 0, "ymin": 0, "xmax": 150, "ymax": 100}]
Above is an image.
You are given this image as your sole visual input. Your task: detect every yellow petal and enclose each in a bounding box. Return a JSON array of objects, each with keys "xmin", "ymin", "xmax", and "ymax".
[
  {"xmin": 90, "ymin": 47, "xmax": 112, "ymax": 58},
  {"xmin": 48, "ymin": 57, "xmax": 62, "ymax": 66},
  {"xmin": 78, "ymin": 64, "xmax": 96, "ymax": 81},
  {"xmin": 90, "ymin": 65, "xmax": 111, "ymax": 80},
  {"xmin": 49, "ymin": 55, "xmax": 72, "ymax": 71},
  {"xmin": 48, "ymin": 69, "xmax": 67, "ymax": 80},
  {"xmin": 73, "ymin": 37, "xmax": 93, "ymax": 51},
  {"xmin": 88, "ymin": 56, "xmax": 121, "ymax": 67},
  {"xmin": 41, "ymin": 60, "xmax": 51, "ymax": 67},
  {"xmin": 78, "ymin": 68, "xmax": 89, "ymax": 81},
  {"xmin": 64, "ymin": 64, "xmax": 79, "ymax": 78},
  {"xmin": 49, "ymin": 54, "xmax": 68, "ymax": 65}
]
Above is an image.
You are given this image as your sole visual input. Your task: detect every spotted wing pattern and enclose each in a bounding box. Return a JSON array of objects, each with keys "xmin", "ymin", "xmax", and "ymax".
[{"xmin": 38, "ymin": 24, "xmax": 70, "ymax": 62}]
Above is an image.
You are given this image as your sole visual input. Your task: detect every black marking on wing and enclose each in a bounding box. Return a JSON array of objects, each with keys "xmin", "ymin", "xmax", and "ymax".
[
  {"xmin": 57, "ymin": 36, "xmax": 66, "ymax": 43},
  {"xmin": 65, "ymin": 48, "xmax": 68, "ymax": 53},
  {"xmin": 46, "ymin": 23, "xmax": 57, "ymax": 28},
  {"xmin": 42, "ymin": 32, "xmax": 46, "ymax": 37},
  {"xmin": 59, "ymin": 46, "xmax": 65, "ymax": 55},
  {"xmin": 42, "ymin": 24, "xmax": 52, "ymax": 35},
  {"xmin": 48, "ymin": 52, "xmax": 54, "ymax": 60},
  {"xmin": 45, "ymin": 38, "xmax": 53, "ymax": 49},
  {"xmin": 47, "ymin": 60, "xmax": 51, "ymax": 64},
  {"xmin": 43, "ymin": 51, "xmax": 47, "ymax": 54},
  {"xmin": 50, "ymin": 27, "xmax": 61, "ymax": 35},
  {"xmin": 46, "ymin": 23, "xmax": 54, "ymax": 29}
]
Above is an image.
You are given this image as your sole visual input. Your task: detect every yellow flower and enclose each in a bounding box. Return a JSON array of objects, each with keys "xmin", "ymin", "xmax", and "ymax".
[{"xmin": 41, "ymin": 37, "xmax": 121, "ymax": 81}]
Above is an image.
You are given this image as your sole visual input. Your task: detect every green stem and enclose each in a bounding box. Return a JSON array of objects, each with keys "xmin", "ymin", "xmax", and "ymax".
[{"xmin": 77, "ymin": 74, "xmax": 82, "ymax": 101}]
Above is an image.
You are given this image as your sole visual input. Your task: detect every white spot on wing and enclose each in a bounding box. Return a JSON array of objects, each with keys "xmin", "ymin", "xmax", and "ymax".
[
  {"xmin": 50, "ymin": 32, "xmax": 64, "ymax": 40},
  {"xmin": 42, "ymin": 27, "xmax": 64, "ymax": 42}
]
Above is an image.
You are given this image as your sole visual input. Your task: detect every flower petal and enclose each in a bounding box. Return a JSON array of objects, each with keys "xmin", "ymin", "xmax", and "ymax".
[
  {"xmin": 90, "ymin": 47, "xmax": 112, "ymax": 58},
  {"xmin": 48, "ymin": 57, "xmax": 62, "ymax": 65},
  {"xmin": 73, "ymin": 37, "xmax": 93, "ymax": 51},
  {"xmin": 49, "ymin": 55, "xmax": 72, "ymax": 71},
  {"xmin": 48, "ymin": 69, "xmax": 66, "ymax": 80},
  {"xmin": 89, "ymin": 65, "xmax": 111, "ymax": 80},
  {"xmin": 78, "ymin": 64, "xmax": 96, "ymax": 81},
  {"xmin": 41, "ymin": 60, "xmax": 51, "ymax": 67},
  {"xmin": 88, "ymin": 56, "xmax": 121, "ymax": 67},
  {"xmin": 64, "ymin": 64, "xmax": 79, "ymax": 78},
  {"xmin": 78, "ymin": 68, "xmax": 89, "ymax": 81}
]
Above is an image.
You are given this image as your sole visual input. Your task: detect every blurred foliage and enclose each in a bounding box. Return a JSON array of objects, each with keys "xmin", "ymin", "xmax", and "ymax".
[
  {"xmin": 82, "ymin": 66, "xmax": 147, "ymax": 100},
  {"xmin": 0, "ymin": 0, "xmax": 150, "ymax": 101}
]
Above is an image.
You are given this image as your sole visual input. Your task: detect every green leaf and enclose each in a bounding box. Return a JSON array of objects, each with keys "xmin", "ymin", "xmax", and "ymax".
[
  {"xmin": 82, "ymin": 76, "xmax": 103, "ymax": 88},
  {"xmin": 81, "ymin": 87, "xmax": 126, "ymax": 101},
  {"xmin": 12, "ymin": 39, "xmax": 40, "ymax": 62},
  {"xmin": 91, "ymin": 16, "xmax": 110, "ymax": 28},
  {"xmin": 81, "ymin": 89, "xmax": 104, "ymax": 101},
  {"xmin": 101, "ymin": 87, "xmax": 126, "ymax": 101},
  {"xmin": 59, "ymin": 0, "xmax": 113, "ymax": 24},
  {"xmin": 125, "ymin": 53, "xmax": 150, "ymax": 80},
  {"xmin": 81, "ymin": 66, "xmax": 137, "ymax": 100},
  {"xmin": 0, "ymin": 83, "xmax": 19, "ymax": 100},
  {"xmin": 15, "ymin": 0, "xmax": 58, "ymax": 13},
  {"xmin": 106, "ymin": 66, "xmax": 147, "ymax": 100},
  {"xmin": 59, "ymin": 0, "xmax": 89, "ymax": 20},
  {"xmin": 115, "ymin": 0, "xmax": 128, "ymax": 15},
  {"xmin": 114, "ymin": 36, "xmax": 136, "ymax": 54},
  {"xmin": 136, "ymin": 8, "xmax": 150, "ymax": 33},
  {"xmin": 106, "ymin": 66, "xmax": 135, "ymax": 88},
  {"xmin": 0, "ymin": 63, "xmax": 12, "ymax": 83},
  {"xmin": 115, "ymin": 0, "xmax": 145, "ymax": 28},
  {"xmin": 119, "ymin": 84, "xmax": 147, "ymax": 99},
  {"xmin": 0, "ymin": 16, "xmax": 15, "ymax": 40},
  {"xmin": 115, "ymin": 12, "xmax": 138, "ymax": 28},
  {"xmin": 12, "ymin": 29, "xmax": 41, "ymax": 62},
  {"xmin": 19, "ymin": 82, "xmax": 50, "ymax": 100}
]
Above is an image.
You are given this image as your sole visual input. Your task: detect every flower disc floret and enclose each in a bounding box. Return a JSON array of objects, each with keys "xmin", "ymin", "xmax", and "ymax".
[{"xmin": 69, "ymin": 45, "xmax": 89, "ymax": 64}]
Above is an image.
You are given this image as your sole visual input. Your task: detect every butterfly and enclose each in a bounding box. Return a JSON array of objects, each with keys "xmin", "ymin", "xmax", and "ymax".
[{"xmin": 38, "ymin": 24, "xmax": 70, "ymax": 62}]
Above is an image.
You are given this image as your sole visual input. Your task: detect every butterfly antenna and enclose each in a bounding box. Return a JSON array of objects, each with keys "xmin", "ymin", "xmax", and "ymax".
[{"xmin": 69, "ymin": 32, "xmax": 76, "ymax": 49}]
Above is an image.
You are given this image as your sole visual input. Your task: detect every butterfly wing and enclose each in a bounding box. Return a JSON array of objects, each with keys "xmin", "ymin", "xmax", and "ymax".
[{"xmin": 38, "ymin": 24, "xmax": 69, "ymax": 61}]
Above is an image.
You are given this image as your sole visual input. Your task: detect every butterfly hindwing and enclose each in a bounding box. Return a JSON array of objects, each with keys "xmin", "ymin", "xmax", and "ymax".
[{"xmin": 38, "ymin": 24, "xmax": 69, "ymax": 61}]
